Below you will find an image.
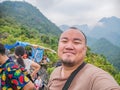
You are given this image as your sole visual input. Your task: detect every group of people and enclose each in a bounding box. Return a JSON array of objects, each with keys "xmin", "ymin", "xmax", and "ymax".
[
  {"xmin": 0, "ymin": 43, "xmax": 36, "ymax": 89},
  {"xmin": 0, "ymin": 43, "xmax": 48, "ymax": 90},
  {"xmin": 0, "ymin": 27, "xmax": 120, "ymax": 90}
]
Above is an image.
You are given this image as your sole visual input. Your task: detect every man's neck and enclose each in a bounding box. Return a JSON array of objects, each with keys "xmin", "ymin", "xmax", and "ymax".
[
  {"xmin": 61, "ymin": 61, "xmax": 84, "ymax": 78},
  {"xmin": 0, "ymin": 55, "xmax": 9, "ymax": 65}
]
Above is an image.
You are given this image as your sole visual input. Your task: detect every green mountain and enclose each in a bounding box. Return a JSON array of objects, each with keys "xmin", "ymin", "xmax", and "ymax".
[
  {"xmin": 0, "ymin": 1, "xmax": 62, "ymax": 36},
  {"xmin": 91, "ymin": 38, "xmax": 120, "ymax": 70},
  {"xmin": 0, "ymin": 1, "xmax": 62, "ymax": 51},
  {"xmin": 89, "ymin": 16, "xmax": 120, "ymax": 47},
  {"xmin": 0, "ymin": 1, "xmax": 120, "ymax": 84}
]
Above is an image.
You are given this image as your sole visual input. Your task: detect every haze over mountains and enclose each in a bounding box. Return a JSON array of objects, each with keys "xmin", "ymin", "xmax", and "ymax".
[
  {"xmin": 59, "ymin": 16, "xmax": 120, "ymax": 69},
  {"xmin": 0, "ymin": 1, "xmax": 120, "ymax": 70},
  {"xmin": 59, "ymin": 16, "xmax": 120, "ymax": 47}
]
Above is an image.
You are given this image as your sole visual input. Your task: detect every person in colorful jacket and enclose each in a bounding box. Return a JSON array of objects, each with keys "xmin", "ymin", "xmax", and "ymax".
[{"xmin": 0, "ymin": 43, "xmax": 36, "ymax": 90}]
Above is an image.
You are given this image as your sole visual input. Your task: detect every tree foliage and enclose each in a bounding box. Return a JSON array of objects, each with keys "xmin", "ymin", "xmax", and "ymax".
[{"xmin": 0, "ymin": 1, "xmax": 120, "ymax": 85}]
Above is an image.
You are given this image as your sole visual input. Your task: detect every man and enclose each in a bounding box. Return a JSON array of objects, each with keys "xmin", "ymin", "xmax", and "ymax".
[
  {"xmin": 0, "ymin": 43, "xmax": 36, "ymax": 90},
  {"xmin": 48, "ymin": 27, "xmax": 120, "ymax": 90}
]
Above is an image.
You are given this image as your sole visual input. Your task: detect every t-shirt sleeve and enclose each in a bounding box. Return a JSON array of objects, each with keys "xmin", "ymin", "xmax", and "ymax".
[{"xmin": 91, "ymin": 71, "xmax": 120, "ymax": 90}]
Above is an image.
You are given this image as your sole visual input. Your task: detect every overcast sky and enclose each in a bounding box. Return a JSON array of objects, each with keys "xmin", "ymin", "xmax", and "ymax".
[{"xmin": 1, "ymin": 0, "xmax": 120, "ymax": 27}]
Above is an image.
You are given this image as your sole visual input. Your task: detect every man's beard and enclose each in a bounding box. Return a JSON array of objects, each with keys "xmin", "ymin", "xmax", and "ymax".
[{"xmin": 61, "ymin": 59, "xmax": 75, "ymax": 67}]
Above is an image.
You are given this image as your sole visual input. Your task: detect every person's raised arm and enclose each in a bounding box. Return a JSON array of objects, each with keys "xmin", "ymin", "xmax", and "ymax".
[{"xmin": 31, "ymin": 61, "xmax": 40, "ymax": 78}]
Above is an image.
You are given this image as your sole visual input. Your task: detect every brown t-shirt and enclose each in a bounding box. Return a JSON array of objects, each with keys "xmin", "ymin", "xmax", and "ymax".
[{"xmin": 48, "ymin": 64, "xmax": 120, "ymax": 90}]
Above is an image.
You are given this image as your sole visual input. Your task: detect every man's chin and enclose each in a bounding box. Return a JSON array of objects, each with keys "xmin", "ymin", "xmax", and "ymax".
[{"xmin": 61, "ymin": 59, "xmax": 75, "ymax": 67}]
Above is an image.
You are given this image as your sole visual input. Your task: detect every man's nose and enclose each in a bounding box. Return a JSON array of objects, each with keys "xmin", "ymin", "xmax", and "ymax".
[{"xmin": 65, "ymin": 42, "xmax": 74, "ymax": 49}]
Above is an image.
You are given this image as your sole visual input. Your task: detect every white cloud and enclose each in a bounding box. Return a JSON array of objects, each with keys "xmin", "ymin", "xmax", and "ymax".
[{"xmin": 1, "ymin": 0, "xmax": 120, "ymax": 26}]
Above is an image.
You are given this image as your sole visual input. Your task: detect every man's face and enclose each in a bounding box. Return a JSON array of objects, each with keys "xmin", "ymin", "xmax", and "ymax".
[{"xmin": 58, "ymin": 29, "xmax": 87, "ymax": 66}]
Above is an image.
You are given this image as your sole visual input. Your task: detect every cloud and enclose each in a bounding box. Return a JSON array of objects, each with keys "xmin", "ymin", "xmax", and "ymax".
[
  {"xmin": 1, "ymin": 0, "xmax": 120, "ymax": 26},
  {"xmin": 34, "ymin": 0, "xmax": 120, "ymax": 26}
]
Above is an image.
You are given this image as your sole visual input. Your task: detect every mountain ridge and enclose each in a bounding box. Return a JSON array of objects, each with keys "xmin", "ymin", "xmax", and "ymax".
[
  {"xmin": 59, "ymin": 16, "xmax": 120, "ymax": 70},
  {"xmin": 0, "ymin": 1, "xmax": 62, "ymax": 36},
  {"xmin": 91, "ymin": 38, "xmax": 120, "ymax": 69}
]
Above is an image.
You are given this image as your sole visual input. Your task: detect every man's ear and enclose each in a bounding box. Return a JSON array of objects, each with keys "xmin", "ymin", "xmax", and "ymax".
[
  {"xmin": 84, "ymin": 45, "xmax": 87, "ymax": 51},
  {"xmin": 83, "ymin": 46, "xmax": 87, "ymax": 55}
]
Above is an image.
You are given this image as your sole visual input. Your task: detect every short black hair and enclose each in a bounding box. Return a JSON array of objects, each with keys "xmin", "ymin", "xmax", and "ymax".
[
  {"xmin": 15, "ymin": 46, "xmax": 25, "ymax": 67},
  {"xmin": 0, "ymin": 43, "xmax": 6, "ymax": 55},
  {"xmin": 69, "ymin": 27, "xmax": 78, "ymax": 29},
  {"xmin": 15, "ymin": 46, "xmax": 25, "ymax": 56}
]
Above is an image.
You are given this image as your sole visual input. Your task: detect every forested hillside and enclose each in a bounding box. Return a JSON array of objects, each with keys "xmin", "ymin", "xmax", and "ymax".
[
  {"xmin": 0, "ymin": 1, "xmax": 120, "ymax": 84},
  {"xmin": 91, "ymin": 38, "xmax": 120, "ymax": 70},
  {"xmin": 0, "ymin": 1, "xmax": 62, "ymax": 36}
]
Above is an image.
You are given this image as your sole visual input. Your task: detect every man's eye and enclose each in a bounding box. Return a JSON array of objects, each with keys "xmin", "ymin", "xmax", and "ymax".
[
  {"xmin": 61, "ymin": 40, "xmax": 67, "ymax": 43},
  {"xmin": 74, "ymin": 41, "xmax": 81, "ymax": 44}
]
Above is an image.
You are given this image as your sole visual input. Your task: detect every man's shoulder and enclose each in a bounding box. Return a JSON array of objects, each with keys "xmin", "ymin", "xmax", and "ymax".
[
  {"xmin": 3, "ymin": 59, "xmax": 22, "ymax": 72},
  {"xmin": 4, "ymin": 59, "xmax": 17, "ymax": 67},
  {"xmin": 86, "ymin": 64, "xmax": 108, "ymax": 72},
  {"xmin": 85, "ymin": 64, "xmax": 120, "ymax": 89},
  {"xmin": 85, "ymin": 64, "xmax": 107, "ymax": 73},
  {"xmin": 83, "ymin": 63, "xmax": 113, "ymax": 78},
  {"xmin": 50, "ymin": 66, "xmax": 62, "ymax": 78},
  {"xmin": 52, "ymin": 66, "xmax": 62, "ymax": 73}
]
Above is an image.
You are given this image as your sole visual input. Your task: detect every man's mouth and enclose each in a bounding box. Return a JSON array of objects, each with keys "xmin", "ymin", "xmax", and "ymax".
[{"xmin": 63, "ymin": 52, "xmax": 75, "ymax": 55}]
